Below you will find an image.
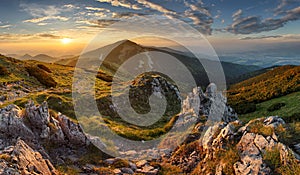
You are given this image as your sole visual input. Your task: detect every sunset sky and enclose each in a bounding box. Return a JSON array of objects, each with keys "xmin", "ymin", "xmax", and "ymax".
[{"xmin": 0, "ymin": 0, "xmax": 299, "ymax": 56}]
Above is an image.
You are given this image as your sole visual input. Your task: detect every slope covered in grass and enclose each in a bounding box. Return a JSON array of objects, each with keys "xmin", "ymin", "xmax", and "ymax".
[
  {"xmin": 228, "ymin": 65, "xmax": 300, "ymax": 106},
  {"xmin": 239, "ymin": 91, "xmax": 300, "ymax": 122}
]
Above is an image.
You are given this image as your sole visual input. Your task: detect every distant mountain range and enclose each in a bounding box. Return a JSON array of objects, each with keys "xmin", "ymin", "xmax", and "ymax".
[{"xmin": 12, "ymin": 40, "xmax": 299, "ymax": 87}]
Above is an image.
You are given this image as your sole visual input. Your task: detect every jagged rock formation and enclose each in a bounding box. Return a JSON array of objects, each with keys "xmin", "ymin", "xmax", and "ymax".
[
  {"xmin": 182, "ymin": 83, "xmax": 238, "ymax": 123},
  {"xmin": 0, "ymin": 82, "xmax": 299, "ymax": 174},
  {"xmin": 0, "ymin": 101, "xmax": 98, "ymax": 174},
  {"xmin": 165, "ymin": 115, "xmax": 300, "ymax": 175}
]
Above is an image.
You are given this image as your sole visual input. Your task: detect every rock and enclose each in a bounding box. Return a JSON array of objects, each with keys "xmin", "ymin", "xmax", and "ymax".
[
  {"xmin": 234, "ymin": 133, "xmax": 271, "ymax": 175},
  {"xmin": 212, "ymin": 122, "xmax": 235, "ymax": 149},
  {"xmin": 136, "ymin": 159, "xmax": 148, "ymax": 168},
  {"xmin": 25, "ymin": 101, "xmax": 50, "ymax": 129},
  {"xmin": 129, "ymin": 162, "xmax": 137, "ymax": 171},
  {"xmin": 182, "ymin": 84, "xmax": 237, "ymax": 123},
  {"xmin": 113, "ymin": 168, "xmax": 122, "ymax": 174},
  {"xmin": 57, "ymin": 114, "xmax": 88, "ymax": 145},
  {"xmin": 120, "ymin": 167, "xmax": 134, "ymax": 174},
  {"xmin": 0, "ymin": 105, "xmax": 35, "ymax": 143},
  {"xmin": 264, "ymin": 116, "xmax": 285, "ymax": 128},
  {"xmin": 11, "ymin": 139, "xmax": 58, "ymax": 175}
]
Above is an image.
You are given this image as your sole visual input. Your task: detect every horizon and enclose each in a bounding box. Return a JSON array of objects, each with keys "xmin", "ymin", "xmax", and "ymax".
[{"xmin": 0, "ymin": 0, "xmax": 299, "ymax": 59}]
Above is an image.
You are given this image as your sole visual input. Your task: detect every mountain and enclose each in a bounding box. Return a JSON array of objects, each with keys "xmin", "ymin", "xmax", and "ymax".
[
  {"xmin": 20, "ymin": 53, "xmax": 33, "ymax": 60},
  {"xmin": 32, "ymin": 54, "xmax": 57, "ymax": 63},
  {"xmin": 55, "ymin": 40, "xmax": 261, "ymax": 87},
  {"xmin": 0, "ymin": 53, "xmax": 300, "ymax": 174}
]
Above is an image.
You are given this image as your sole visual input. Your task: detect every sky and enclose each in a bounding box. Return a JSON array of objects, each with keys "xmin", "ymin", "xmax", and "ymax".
[{"xmin": 0, "ymin": 0, "xmax": 299, "ymax": 56}]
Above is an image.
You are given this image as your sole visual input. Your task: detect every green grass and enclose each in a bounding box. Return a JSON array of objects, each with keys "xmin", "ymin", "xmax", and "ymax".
[
  {"xmin": 263, "ymin": 146, "xmax": 300, "ymax": 175},
  {"xmin": 239, "ymin": 91, "xmax": 300, "ymax": 122}
]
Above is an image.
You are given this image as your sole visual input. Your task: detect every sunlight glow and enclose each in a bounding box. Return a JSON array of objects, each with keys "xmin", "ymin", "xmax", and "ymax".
[{"xmin": 61, "ymin": 38, "xmax": 72, "ymax": 44}]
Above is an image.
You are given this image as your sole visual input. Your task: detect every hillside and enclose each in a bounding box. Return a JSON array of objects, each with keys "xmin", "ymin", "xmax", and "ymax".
[
  {"xmin": 228, "ymin": 65, "xmax": 300, "ymax": 106},
  {"xmin": 54, "ymin": 40, "xmax": 261, "ymax": 87},
  {"xmin": 239, "ymin": 91, "xmax": 300, "ymax": 123}
]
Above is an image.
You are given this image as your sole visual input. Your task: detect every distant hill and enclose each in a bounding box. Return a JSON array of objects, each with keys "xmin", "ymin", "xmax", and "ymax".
[
  {"xmin": 228, "ymin": 66, "xmax": 280, "ymax": 85},
  {"xmin": 227, "ymin": 65, "xmax": 300, "ymax": 105},
  {"xmin": 12, "ymin": 53, "xmax": 58, "ymax": 63},
  {"xmin": 32, "ymin": 54, "xmax": 58, "ymax": 63},
  {"xmin": 20, "ymin": 54, "xmax": 33, "ymax": 60},
  {"xmin": 55, "ymin": 40, "xmax": 261, "ymax": 87}
]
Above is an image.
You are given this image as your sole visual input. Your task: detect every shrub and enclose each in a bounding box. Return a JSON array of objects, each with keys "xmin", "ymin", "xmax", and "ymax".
[
  {"xmin": 37, "ymin": 64, "xmax": 52, "ymax": 73},
  {"xmin": 158, "ymin": 163, "xmax": 182, "ymax": 175},
  {"xmin": 263, "ymin": 147, "xmax": 300, "ymax": 175},
  {"xmin": 220, "ymin": 147, "xmax": 240, "ymax": 175},
  {"xmin": 232, "ymin": 102, "xmax": 256, "ymax": 114},
  {"xmin": 25, "ymin": 65, "xmax": 57, "ymax": 87},
  {"xmin": 93, "ymin": 167, "xmax": 114, "ymax": 174},
  {"xmin": 263, "ymin": 147, "xmax": 281, "ymax": 170},
  {"xmin": 248, "ymin": 120, "xmax": 274, "ymax": 137},
  {"xmin": 267, "ymin": 102, "xmax": 286, "ymax": 112},
  {"xmin": 96, "ymin": 71, "xmax": 113, "ymax": 82},
  {"xmin": 283, "ymin": 113, "xmax": 300, "ymax": 123},
  {"xmin": 0, "ymin": 65, "xmax": 9, "ymax": 76}
]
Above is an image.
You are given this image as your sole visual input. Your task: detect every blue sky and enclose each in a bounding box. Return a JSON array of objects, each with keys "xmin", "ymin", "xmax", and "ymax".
[{"xmin": 0, "ymin": 0, "xmax": 299, "ymax": 55}]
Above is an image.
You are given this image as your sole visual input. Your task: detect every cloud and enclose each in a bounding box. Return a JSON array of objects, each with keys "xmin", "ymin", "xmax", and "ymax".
[
  {"xmin": 240, "ymin": 35, "xmax": 283, "ymax": 40},
  {"xmin": 232, "ymin": 9, "xmax": 242, "ymax": 20},
  {"xmin": 240, "ymin": 34, "xmax": 300, "ymax": 41},
  {"xmin": 20, "ymin": 3, "xmax": 59, "ymax": 17},
  {"xmin": 23, "ymin": 16, "xmax": 69, "ymax": 23},
  {"xmin": 112, "ymin": 12, "xmax": 146, "ymax": 18},
  {"xmin": 85, "ymin": 6, "xmax": 110, "ymax": 12},
  {"xmin": 63, "ymin": 4, "xmax": 80, "ymax": 9},
  {"xmin": 274, "ymin": 0, "xmax": 300, "ymax": 15},
  {"xmin": 136, "ymin": 0, "xmax": 176, "ymax": 14},
  {"xmin": 94, "ymin": 0, "xmax": 213, "ymax": 35},
  {"xmin": 0, "ymin": 33, "xmax": 64, "ymax": 41},
  {"xmin": 21, "ymin": 3, "xmax": 70, "ymax": 24},
  {"xmin": 76, "ymin": 19, "xmax": 119, "ymax": 28},
  {"xmin": 0, "ymin": 25, "xmax": 12, "ymax": 29},
  {"xmin": 183, "ymin": 1, "xmax": 213, "ymax": 35},
  {"xmin": 38, "ymin": 33, "xmax": 62, "ymax": 39},
  {"xmin": 226, "ymin": 6, "xmax": 300, "ymax": 34},
  {"xmin": 97, "ymin": 0, "xmax": 141, "ymax": 10}
]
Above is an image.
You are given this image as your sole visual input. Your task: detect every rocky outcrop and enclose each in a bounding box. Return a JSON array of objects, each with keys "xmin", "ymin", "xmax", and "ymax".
[
  {"xmin": 0, "ymin": 139, "xmax": 57, "ymax": 175},
  {"xmin": 0, "ymin": 101, "xmax": 97, "ymax": 174},
  {"xmin": 165, "ymin": 115, "xmax": 300, "ymax": 175},
  {"xmin": 182, "ymin": 83, "xmax": 238, "ymax": 123}
]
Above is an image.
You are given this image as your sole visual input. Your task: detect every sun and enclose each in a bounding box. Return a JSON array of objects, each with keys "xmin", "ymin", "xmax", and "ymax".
[{"xmin": 61, "ymin": 38, "xmax": 72, "ymax": 44}]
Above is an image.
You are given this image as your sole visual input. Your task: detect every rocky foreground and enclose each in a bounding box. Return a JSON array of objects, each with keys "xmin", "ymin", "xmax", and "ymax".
[{"xmin": 0, "ymin": 84, "xmax": 299, "ymax": 174}]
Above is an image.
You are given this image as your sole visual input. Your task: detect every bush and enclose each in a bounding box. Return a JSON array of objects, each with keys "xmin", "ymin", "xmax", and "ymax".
[
  {"xmin": 25, "ymin": 65, "xmax": 57, "ymax": 87},
  {"xmin": 37, "ymin": 64, "xmax": 52, "ymax": 73},
  {"xmin": 267, "ymin": 102, "xmax": 286, "ymax": 112},
  {"xmin": 96, "ymin": 71, "xmax": 112, "ymax": 82},
  {"xmin": 232, "ymin": 102, "xmax": 256, "ymax": 114},
  {"xmin": 283, "ymin": 113, "xmax": 300, "ymax": 123},
  {"xmin": 248, "ymin": 120, "xmax": 274, "ymax": 137},
  {"xmin": 263, "ymin": 147, "xmax": 281, "ymax": 170},
  {"xmin": 0, "ymin": 65, "xmax": 9, "ymax": 76}
]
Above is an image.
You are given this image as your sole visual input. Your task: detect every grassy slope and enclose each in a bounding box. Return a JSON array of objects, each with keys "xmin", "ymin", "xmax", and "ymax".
[
  {"xmin": 239, "ymin": 91, "xmax": 300, "ymax": 122},
  {"xmin": 228, "ymin": 65, "xmax": 300, "ymax": 105}
]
